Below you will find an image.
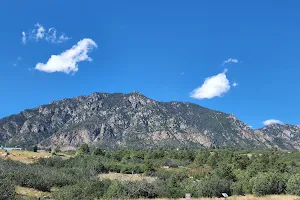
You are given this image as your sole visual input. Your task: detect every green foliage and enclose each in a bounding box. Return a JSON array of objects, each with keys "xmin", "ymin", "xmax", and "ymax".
[
  {"xmin": 104, "ymin": 180, "xmax": 159, "ymax": 199},
  {"xmin": 251, "ymin": 172, "xmax": 287, "ymax": 196},
  {"xmin": 76, "ymin": 143, "xmax": 90, "ymax": 155},
  {"xmin": 184, "ymin": 176, "xmax": 231, "ymax": 198},
  {"xmin": 1, "ymin": 148, "xmax": 300, "ymax": 198},
  {"xmin": 53, "ymin": 180, "xmax": 111, "ymax": 200},
  {"xmin": 92, "ymin": 147, "xmax": 105, "ymax": 156},
  {"xmin": 32, "ymin": 145, "xmax": 38, "ymax": 152},
  {"xmin": 194, "ymin": 150, "xmax": 210, "ymax": 166},
  {"xmin": 287, "ymin": 174, "xmax": 300, "ymax": 195},
  {"xmin": 0, "ymin": 177, "xmax": 15, "ymax": 200},
  {"xmin": 207, "ymin": 152, "xmax": 218, "ymax": 168},
  {"xmin": 214, "ymin": 163, "xmax": 236, "ymax": 180}
]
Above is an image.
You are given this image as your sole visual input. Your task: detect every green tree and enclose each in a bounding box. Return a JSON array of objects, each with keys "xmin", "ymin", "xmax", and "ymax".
[
  {"xmin": 251, "ymin": 172, "xmax": 286, "ymax": 196},
  {"xmin": 93, "ymin": 148, "xmax": 105, "ymax": 156},
  {"xmin": 194, "ymin": 151, "xmax": 210, "ymax": 166},
  {"xmin": 287, "ymin": 174, "xmax": 300, "ymax": 195},
  {"xmin": 33, "ymin": 145, "xmax": 38, "ymax": 152},
  {"xmin": 76, "ymin": 143, "xmax": 90, "ymax": 155},
  {"xmin": 215, "ymin": 163, "xmax": 236, "ymax": 181},
  {"xmin": 207, "ymin": 152, "xmax": 218, "ymax": 168},
  {"xmin": 0, "ymin": 178, "xmax": 15, "ymax": 200}
]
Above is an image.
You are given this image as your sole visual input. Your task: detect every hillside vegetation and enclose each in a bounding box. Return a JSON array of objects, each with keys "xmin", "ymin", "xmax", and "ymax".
[{"xmin": 1, "ymin": 146, "xmax": 300, "ymax": 199}]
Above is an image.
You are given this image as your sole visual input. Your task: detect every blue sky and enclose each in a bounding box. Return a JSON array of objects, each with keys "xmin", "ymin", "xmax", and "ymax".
[{"xmin": 0, "ymin": 0, "xmax": 299, "ymax": 128}]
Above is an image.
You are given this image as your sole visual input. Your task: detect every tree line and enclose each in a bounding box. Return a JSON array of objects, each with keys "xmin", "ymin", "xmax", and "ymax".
[{"xmin": 1, "ymin": 145, "xmax": 300, "ymax": 199}]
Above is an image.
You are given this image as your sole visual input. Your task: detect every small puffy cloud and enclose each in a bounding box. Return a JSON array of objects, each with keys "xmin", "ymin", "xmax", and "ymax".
[
  {"xmin": 33, "ymin": 23, "xmax": 45, "ymax": 40},
  {"xmin": 22, "ymin": 32, "xmax": 26, "ymax": 44},
  {"xmin": 263, "ymin": 119, "xmax": 283, "ymax": 126},
  {"xmin": 35, "ymin": 38, "xmax": 97, "ymax": 74},
  {"xmin": 22, "ymin": 23, "xmax": 71, "ymax": 44},
  {"xmin": 190, "ymin": 69, "xmax": 230, "ymax": 99},
  {"xmin": 232, "ymin": 82, "xmax": 238, "ymax": 87},
  {"xmin": 223, "ymin": 58, "xmax": 239, "ymax": 65}
]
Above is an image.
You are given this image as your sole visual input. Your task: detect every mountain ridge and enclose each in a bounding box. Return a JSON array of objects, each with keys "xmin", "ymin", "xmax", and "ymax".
[{"xmin": 0, "ymin": 92, "xmax": 299, "ymax": 150}]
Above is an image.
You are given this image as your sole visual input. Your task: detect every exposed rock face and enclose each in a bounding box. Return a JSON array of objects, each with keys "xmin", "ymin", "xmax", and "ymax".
[
  {"xmin": 255, "ymin": 124, "xmax": 300, "ymax": 150},
  {"xmin": 0, "ymin": 92, "xmax": 298, "ymax": 150}
]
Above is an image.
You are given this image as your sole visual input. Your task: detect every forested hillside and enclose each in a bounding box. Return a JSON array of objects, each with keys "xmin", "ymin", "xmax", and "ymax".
[{"xmin": 1, "ymin": 147, "xmax": 300, "ymax": 199}]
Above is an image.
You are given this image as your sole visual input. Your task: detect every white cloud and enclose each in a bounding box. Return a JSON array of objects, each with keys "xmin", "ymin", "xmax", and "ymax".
[
  {"xmin": 263, "ymin": 119, "xmax": 283, "ymax": 126},
  {"xmin": 35, "ymin": 38, "xmax": 97, "ymax": 74},
  {"xmin": 34, "ymin": 23, "xmax": 45, "ymax": 40},
  {"xmin": 45, "ymin": 28, "xmax": 71, "ymax": 43},
  {"xmin": 223, "ymin": 58, "xmax": 239, "ymax": 65},
  {"xmin": 22, "ymin": 23, "xmax": 71, "ymax": 44},
  {"xmin": 232, "ymin": 82, "xmax": 238, "ymax": 87},
  {"xmin": 58, "ymin": 34, "xmax": 71, "ymax": 43},
  {"xmin": 45, "ymin": 28, "xmax": 57, "ymax": 43},
  {"xmin": 190, "ymin": 69, "xmax": 230, "ymax": 99},
  {"xmin": 22, "ymin": 32, "xmax": 26, "ymax": 44}
]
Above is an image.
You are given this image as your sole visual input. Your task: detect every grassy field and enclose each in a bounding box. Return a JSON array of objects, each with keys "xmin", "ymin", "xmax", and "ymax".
[
  {"xmin": 15, "ymin": 186, "xmax": 52, "ymax": 199},
  {"xmin": 98, "ymin": 172, "xmax": 157, "ymax": 183},
  {"xmin": 0, "ymin": 150, "xmax": 51, "ymax": 163},
  {"xmin": 0, "ymin": 149, "xmax": 74, "ymax": 163}
]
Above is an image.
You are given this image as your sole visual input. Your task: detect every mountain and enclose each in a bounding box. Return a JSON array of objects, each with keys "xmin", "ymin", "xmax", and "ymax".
[
  {"xmin": 255, "ymin": 124, "xmax": 300, "ymax": 150},
  {"xmin": 0, "ymin": 92, "xmax": 298, "ymax": 150}
]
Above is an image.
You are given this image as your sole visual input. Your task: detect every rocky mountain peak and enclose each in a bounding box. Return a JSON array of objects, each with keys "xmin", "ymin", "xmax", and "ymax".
[{"xmin": 0, "ymin": 92, "xmax": 299, "ymax": 150}]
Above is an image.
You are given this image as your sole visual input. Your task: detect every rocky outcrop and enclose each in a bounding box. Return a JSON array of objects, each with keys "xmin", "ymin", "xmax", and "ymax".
[{"xmin": 0, "ymin": 92, "xmax": 298, "ymax": 150}]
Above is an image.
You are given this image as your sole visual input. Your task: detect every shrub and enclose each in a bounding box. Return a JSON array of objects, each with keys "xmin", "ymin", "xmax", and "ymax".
[
  {"xmin": 287, "ymin": 174, "xmax": 300, "ymax": 195},
  {"xmin": 0, "ymin": 178, "xmax": 15, "ymax": 200},
  {"xmin": 33, "ymin": 145, "xmax": 38, "ymax": 152},
  {"xmin": 53, "ymin": 180, "xmax": 111, "ymax": 200},
  {"xmin": 197, "ymin": 176, "xmax": 231, "ymax": 197},
  {"xmin": 76, "ymin": 143, "xmax": 90, "ymax": 155},
  {"xmin": 104, "ymin": 180, "xmax": 159, "ymax": 199},
  {"xmin": 93, "ymin": 148, "xmax": 105, "ymax": 156},
  {"xmin": 251, "ymin": 172, "xmax": 286, "ymax": 196}
]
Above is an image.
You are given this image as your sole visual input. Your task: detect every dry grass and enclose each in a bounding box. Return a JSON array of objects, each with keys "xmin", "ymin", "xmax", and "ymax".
[
  {"xmin": 0, "ymin": 150, "xmax": 52, "ymax": 164},
  {"xmin": 99, "ymin": 172, "xmax": 157, "ymax": 183},
  {"xmin": 15, "ymin": 186, "xmax": 51, "ymax": 199}
]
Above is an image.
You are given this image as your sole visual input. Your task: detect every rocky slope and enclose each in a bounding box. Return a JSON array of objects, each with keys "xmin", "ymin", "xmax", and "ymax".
[
  {"xmin": 255, "ymin": 124, "xmax": 300, "ymax": 150},
  {"xmin": 0, "ymin": 92, "xmax": 298, "ymax": 150}
]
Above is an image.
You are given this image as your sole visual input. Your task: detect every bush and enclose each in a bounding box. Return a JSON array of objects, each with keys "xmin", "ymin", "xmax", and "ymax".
[
  {"xmin": 214, "ymin": 163, "xmax": 236, "ymax": 181},
  {"xmin": 231, "ymin": 170, "xmax": 252, "ymax": 195},
  {"xmin": 194, "ymin": 151, "xmax": 210, "ymax": 166},
  {"xmin": 104, "ymin": 180, "xmax": 159, "ymax": 199},
  {"xmin": 0, "ymin": 178, "xmax": 15, "ymax": 200},
  {"xmin": 33, "ymin": 145, "xmax": 38, "ymax": 152},
  {"xmin": 53, "ymin": 180, "xmax": 111, "ymax": 200},
  {"xmin": 93, "ymin": 148, "xmax": 105, "ymax": 156},
  {"xmin": 287, "ymin": 174, "xmax": 300, "ymax": 195},
  {"xmin": 197, "ymin": 176, "xmax": 231, "ymax": 197},
  {"xmin": 251, "ymin": 172, "xmax": 286, "ymax": 196},
  {"xmin": 76, "ymin": 143, "xmax": 90, "ymax": 155}
]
